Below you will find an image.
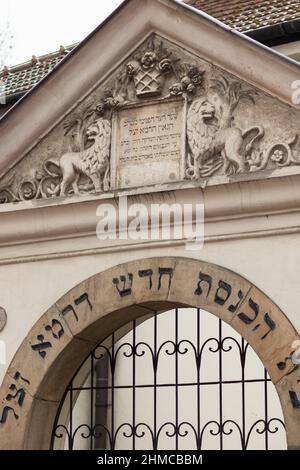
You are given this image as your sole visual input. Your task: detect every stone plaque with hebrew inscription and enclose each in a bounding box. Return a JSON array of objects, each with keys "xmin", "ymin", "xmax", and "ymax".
[
  {"xmin": 111, "ymin": 99, "xmax": 186, "ymax": 189},
  {"xmin": 2, "ymin": 34, "xmax": 300, "ymax": 203}
]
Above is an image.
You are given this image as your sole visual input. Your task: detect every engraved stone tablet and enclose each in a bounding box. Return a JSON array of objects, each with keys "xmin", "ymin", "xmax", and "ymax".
[{"xmin": 111, "ymin": 98, "xmax": 186, "ymax": 188}]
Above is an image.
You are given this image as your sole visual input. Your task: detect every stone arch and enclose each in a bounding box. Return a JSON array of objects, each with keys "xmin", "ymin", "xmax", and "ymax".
[{"xmin": 0, "ymin": 257, "xmax": 300, "ymax": 450}]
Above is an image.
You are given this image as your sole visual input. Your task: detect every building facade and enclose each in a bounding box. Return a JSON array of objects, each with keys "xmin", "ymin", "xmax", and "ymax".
[{"xmin": 1, "ymin": 0, "xmax": 300, "ymax": 450}]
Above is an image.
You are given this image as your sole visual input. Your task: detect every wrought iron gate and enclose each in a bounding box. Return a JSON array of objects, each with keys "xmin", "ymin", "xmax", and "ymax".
[{"xmin": 51, "ymin": 308, "xmax": 286, "ymax": 450}]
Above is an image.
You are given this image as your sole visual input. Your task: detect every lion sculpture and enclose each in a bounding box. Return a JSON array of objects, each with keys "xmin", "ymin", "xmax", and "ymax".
[
  {"xmin": 186, "ymin": 97, "xmax": 264, "ymax": 178},
  {"xmin": 48, "ymin": 119, "xmax": 111, "ymax": 196}
]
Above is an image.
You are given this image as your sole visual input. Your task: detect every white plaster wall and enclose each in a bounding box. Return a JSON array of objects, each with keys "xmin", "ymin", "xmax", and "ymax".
[{"xmin": 0, "ymin": 231, "xmax": 299, "ymax": 385}]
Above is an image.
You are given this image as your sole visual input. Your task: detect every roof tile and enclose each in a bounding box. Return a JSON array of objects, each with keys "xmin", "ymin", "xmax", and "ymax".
[
  {"xmin": 185, "ymin": 0, "xmax": 300, "ymax": 32},
  {"xmin": 0, "ymin": 45, "xmax": 76, "ymax": 99},
  {"xmin": 2, "ymin": 1, "xmax": 300, "ymax": 100}
]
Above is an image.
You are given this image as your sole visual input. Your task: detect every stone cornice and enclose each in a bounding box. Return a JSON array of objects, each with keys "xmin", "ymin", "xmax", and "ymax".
[{"xmin": 0, "ymin": 176, "xmax": 300, "ymax": 263}]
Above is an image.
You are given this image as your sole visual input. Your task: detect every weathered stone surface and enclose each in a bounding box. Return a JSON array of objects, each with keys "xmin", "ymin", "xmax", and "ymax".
[
  {"xmin": 132, "ymin": 257, "xmax": 178, "ymax": 304},
  {"xmin": 231, "ymin": 286, "xmax": 300, "ymax": 383},
  {"xmin": 168, "ymin": 258, "xmax": 252, "ymax": 324},
  {"xmin": 5, "ymin": 305, "xmax": 95, "ymax": 401},
  {"xmin": 0, "ymin": 373, "xmax": 35, "ymax": 450},
  {"xmin": 24, "ymin": 398, "xmax": 60, "ymax": 450},
  {"xmin": 55, "ymin": 257, "xmax": 178, "ymax": 342},
  {"xmin": 112, "ymin": 99, "xmax": 186, "ymax": 188},
  {"xmin": 1, "ymin": 35, "xmax": 300, "ymax": 204},
  {"xmin": 0, "ymin": 256, "xmax": 298, "ymax": 449},
  {"xmin": 55, "ymin": 265, "xmax": 140, "ymax": 342},
  {"xmin": 0, "ymin": 372, "xmax": 58, "ymax": 450},
  {"xmin": 276, "ymin": 370, "xmax": 300, "ymax": 450}
]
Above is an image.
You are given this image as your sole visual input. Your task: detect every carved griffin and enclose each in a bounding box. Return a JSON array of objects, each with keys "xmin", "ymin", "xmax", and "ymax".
[
  {"xmin": 186, "ymin": 97, "xmax": 264, "ymax": 178},
  {"xmin": 47, "ymin": 119, "xmax": 111, "ymax": 196}
]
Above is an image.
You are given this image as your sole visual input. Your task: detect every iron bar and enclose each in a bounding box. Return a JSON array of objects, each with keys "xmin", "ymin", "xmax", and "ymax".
[{"xmin": 51, "ymin": 308, "xmax": 286, "ymax": 451}]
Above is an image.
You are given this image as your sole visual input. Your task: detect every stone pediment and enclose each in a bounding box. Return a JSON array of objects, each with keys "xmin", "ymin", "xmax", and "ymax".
[{"xmin": 1, "ymin": 3, "xmax": 300, "ymax": 204}]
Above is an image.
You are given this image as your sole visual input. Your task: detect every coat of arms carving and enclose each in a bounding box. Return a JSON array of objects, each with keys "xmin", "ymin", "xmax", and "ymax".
[{"xmin": 0, "ymin": 34, "xmax": 300, "ymax": 204}]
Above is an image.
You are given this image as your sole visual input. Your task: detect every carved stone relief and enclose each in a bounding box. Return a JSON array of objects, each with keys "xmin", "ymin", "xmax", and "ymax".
[
  {"xmin": 0, "ymin": 34, "xmax": 300, "ymax": 204},
  {"xmin": 111, "ymin": 98, "xmax": 187, "ymax": 187}
]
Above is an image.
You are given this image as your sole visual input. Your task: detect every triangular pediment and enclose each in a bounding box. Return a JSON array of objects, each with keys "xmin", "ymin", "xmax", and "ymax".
[{"xmin": 1, "ymin": 0, "xmax": 300, "ymax": 204}]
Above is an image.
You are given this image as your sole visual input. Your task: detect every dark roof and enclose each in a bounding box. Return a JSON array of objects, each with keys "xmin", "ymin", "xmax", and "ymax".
[
  {"xmin": 2, "ymin": 1, "xmax": 300, "ymax": 101},
  {"xmin": 186, "ymin": 0, "xmax": 300, "ymax": 32},
  {"xmin": 0, "ymin": 45, "xmax": 76, "ymax": 101}
]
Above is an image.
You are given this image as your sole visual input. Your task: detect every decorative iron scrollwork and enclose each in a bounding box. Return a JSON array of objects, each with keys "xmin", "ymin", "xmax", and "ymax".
[{"xmin": 51, "ymin": 309, "xmax": 286, "ymax": 450}]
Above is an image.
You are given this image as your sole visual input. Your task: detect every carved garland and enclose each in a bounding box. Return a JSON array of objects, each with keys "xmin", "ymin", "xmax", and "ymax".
[
  {"xmin": 0, "ymin": 37, "xmax": 299, "ymax": 204},
  {"xmin": 0, "ymin": 37, "xmax": 205, "ymax": 203}
]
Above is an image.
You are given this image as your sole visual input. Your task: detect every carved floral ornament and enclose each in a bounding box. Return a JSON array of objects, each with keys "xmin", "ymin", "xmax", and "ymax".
[{"xmin": 0, "ymin": 35, "xmax": 300, "ymax": 204}]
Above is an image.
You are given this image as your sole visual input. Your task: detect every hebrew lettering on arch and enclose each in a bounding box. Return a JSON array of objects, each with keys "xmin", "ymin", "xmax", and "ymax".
[
  {"xmin": 0, "ymin": 406, "xmax": 18, "ymax": 424},
  {"xmin": 138, "ymin": 269, "xmax": 153, "ymax": 289},
  {"xmin": 45, "ymin": 319, "xmax": 64, "ymax": 340},
  {"xmin": 60, "ymin": 292, "xmax": 92, "ymax": 322},
  {"xmin": 61, "ymin": 304, "xmax": 78, "ymax": 322},
  {"xmin": 31, "ymin": 334, "xmax": 52, "ymax": 359},
  {"xmin": 238, "ymin": 298, "xmax": 276, "ymax": 340},
  {"xmin": 195, "ymin": 272, "xmax": 212, "ymax": 297},
  {"xmin": 0, "ymin": 372, "xmax": 30, "ymax": 424},
  {"xmin": 75, "ymin": 293, "xmax": 93, "ymax": 311},
  {"xmin": 112, "ymin": 273, "xmax": 133, "ymax": 297},
  {"xmin": 214, "ymin": 280, "xmax": 232, "ymax": 306},
  {"xmin": 259, "ymin": 313, "xmax": 276, "ymax": 340},
  {"xmin": 228, "ymin": 289, "xmax": 244, "ymax": 313},
  {"xmin": 158, "ymin": 268, "xmax": 173, "ymax": 290},
  {"xmin": 6, "ymin": 384, "xmax": 26, "ymax": 407},
  {"xmin": 13, "ymin": 372, "xmax": 30, "ymax": 384},
  {"xmin": 238, "ymin": 298, "xmax": 259, "ymax": 325},
  {"xmin": 289, "ymin": 388, "xmax": 300, "ymax": 409}
]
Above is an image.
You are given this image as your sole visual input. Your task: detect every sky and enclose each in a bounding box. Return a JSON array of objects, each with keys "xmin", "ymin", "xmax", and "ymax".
[{"xmin": 1, "ymin": 0, "xmax": 125, "ymax": 66}]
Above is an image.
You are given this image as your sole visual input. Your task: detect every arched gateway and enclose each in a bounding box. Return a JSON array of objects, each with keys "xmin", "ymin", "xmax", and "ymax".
[
  {"xmin": 1, "ymin": 257, "xmax": 300, "ymax": 450},
  {"xmin": 2, "ymin": 0, "xmax": 300, "ymax": 454}
]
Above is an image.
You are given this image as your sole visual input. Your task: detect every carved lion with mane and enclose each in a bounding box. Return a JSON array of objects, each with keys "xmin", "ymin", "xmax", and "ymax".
[
  {"xmin": 47, "ymin": 118, "xmax": 111, "ymax": 196},
  {"xmin": 186, "ymin": 97, "xmax": 264, "ymax": 178}
]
